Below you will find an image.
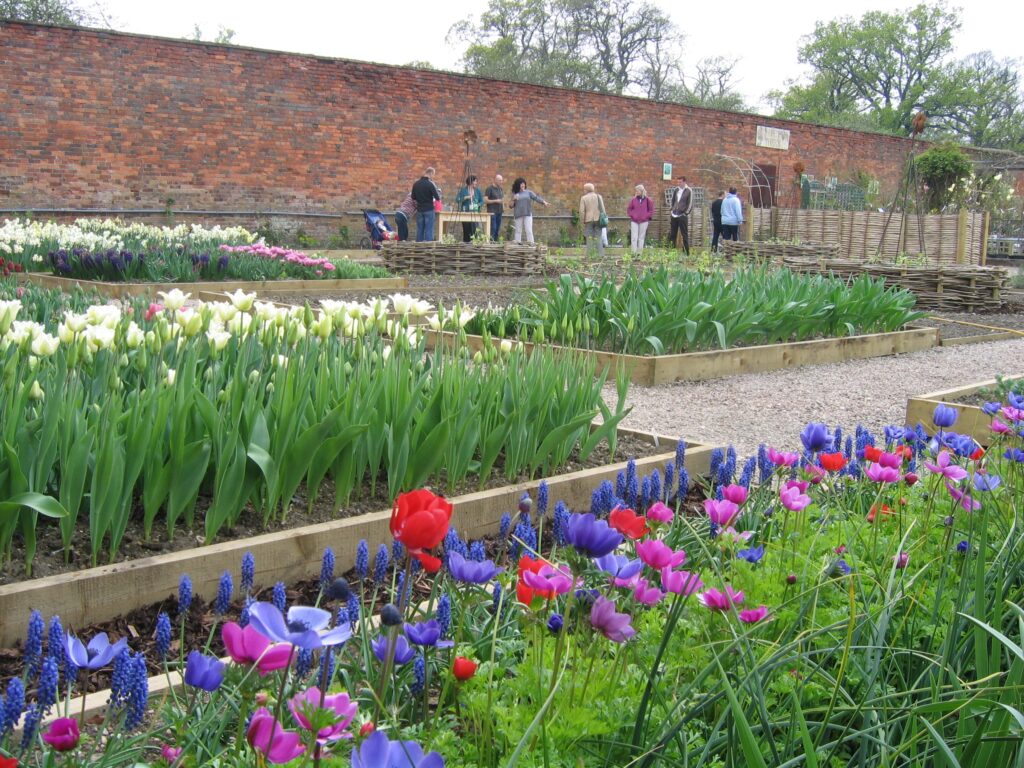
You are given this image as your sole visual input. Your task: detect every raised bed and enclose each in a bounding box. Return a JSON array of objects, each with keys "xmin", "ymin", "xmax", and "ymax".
[
  {"xmin": 0, "ymin": 428, "xmax": 713, "ymax": 647},
  {"xmin": 428, "ymin": 327, "xmax": 939, "ymax": 386},
  {"xmin": 720, "ymin": 240, "xmax": 840, "ymax": 261},
  {"xmin": 19, "ymin": 272, "xmax": 407, "ymax": 299},
  {"xmin": 381, "ymin": 241, "xmax": 547, "ymax": 276},
  {"xmin": 904, "ymin": 375, "xmax": 1023, "ymax": 446}
]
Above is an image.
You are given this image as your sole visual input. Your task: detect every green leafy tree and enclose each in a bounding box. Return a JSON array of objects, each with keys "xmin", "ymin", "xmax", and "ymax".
[
  {"xmin": 0, "ymin": 0, "xmax": 107, "ymax": 25},
  {"xmin": 925, "ymin": 52, "xmax": 1024, "ymax": 149},
  {"xmin": 913, "ymin": 143, "xmax": 971, "ymax": 210},
  {"xmin": 190, "ymin": 23, "xmax": 236, "ymax": 44}
]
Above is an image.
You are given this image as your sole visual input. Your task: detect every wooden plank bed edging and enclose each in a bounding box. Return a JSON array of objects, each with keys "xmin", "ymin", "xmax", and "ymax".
[{"xmin": 0, "ymin": 430, "xmax": 713, "ymax": 647}]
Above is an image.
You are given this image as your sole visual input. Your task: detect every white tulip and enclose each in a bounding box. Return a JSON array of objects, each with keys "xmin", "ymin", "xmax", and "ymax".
[
  {"xmin": 226, "ymin": 289, "xmax": 256, "ymax": 311},
  {"xmin": 389, "ymin": 293, "xmax": 414, "ymax": 315},
  {"xmin": 63, "ymin": 311, "xmax": 88, "ymax": 333},
  {"xmin": 124, "ymin": 322, "xmax": 145, "ymax": 349},
  {"xmin": 0, "ymin": 299, "xmax": 20, "ymax": 333},
  {"xmin": 499, "ymin": 339, "xmax": 513, "ymax": 354},
  {"xmin": 207, "ymin": 329, "xmax": 232, "ymax": 352},
  {"xmin": 30, "ymin": 332, "xmax": 60, "ymax": 357},
  {"xmin": 165, "ymin": 368, "xmax": 176, "ymax": 385},
  {"xmin": 410, "ymin": 299, "xmax": 434, "ymax": 317},
  {"xmin": 158, "ymin": 288, "xmax": 190, "ymax": 311},
  {"xmin": 28, "ymin": 380, "xmax": 45, "ymax": 401}
]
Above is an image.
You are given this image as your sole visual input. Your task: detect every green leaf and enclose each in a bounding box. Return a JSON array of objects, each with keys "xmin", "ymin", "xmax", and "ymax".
[{"xmin": 0, "ymin": 492, "xmax": 68, "ymax": 520}]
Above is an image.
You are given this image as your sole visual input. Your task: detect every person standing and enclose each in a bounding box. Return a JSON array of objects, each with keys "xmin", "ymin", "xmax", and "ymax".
[
  {"xmin": 627, "ymin": 184, "xmax": 654, "ymax": 254},
  {"xmin": 394, "ymin": 193, "xmax": 416, "ymax": 242},
  {"xmin": 411, "ymin": 167, "xmax": 441, "ymax": 242},
  {"xmin": 484, "ymin": 174, "xmax": 504, "ymax": 241},
  {"xmin": 456, "ymin": 175, "xmax": 484, "ymax": 242},
  {"xmin": 669, "ymin": 176, "xmax": 693, "ymax": 254},
  {"xmin": 721, "ymin": 187, "xmax": 743, "ymax": 242},
  {"xmin": 510, "ymin": 177, "xmax": 548, "ymax": 244},
  {"xmin": 579, "ymin": 182, "xmax": 606, "ymax": 260},
  {"xmin": 709, "ymin": 191, "xmax": 724, "ymax": 252}
]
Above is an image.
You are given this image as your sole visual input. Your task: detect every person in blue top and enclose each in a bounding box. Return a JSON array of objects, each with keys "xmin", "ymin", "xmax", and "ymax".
[
  {"xmin": 456, "ymin": 175, "xmax": 485, "ymax": 242},
  {"xmin": 720, "ymin": 187, "xmax": 744, "ymax": 241}
]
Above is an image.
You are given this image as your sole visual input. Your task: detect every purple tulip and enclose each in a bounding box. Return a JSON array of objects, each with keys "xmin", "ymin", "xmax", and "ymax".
[
  {"xmin": 247, "ymin": 602, "xmax": 351, "ymax": 650},
  {"xmin": 447, "ymin": 552, "xmax": 503, "ymax": 584}
]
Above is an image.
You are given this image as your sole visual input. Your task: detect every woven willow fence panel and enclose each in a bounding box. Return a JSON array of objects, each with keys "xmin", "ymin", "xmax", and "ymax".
[
  {"xmin": 749, "ymin": 208, "xmax": 987, "ymax": 265},
  {"xmin": 720, "ymin": 241, "xmax": 839, "ymax": 260},
  {"xmin": 381, "ymin": 242, "xmax": 547, "ymax": 275},
  {"xmin": 781, "ymin": 257, "xmax": 1008, "ymax": 311}
]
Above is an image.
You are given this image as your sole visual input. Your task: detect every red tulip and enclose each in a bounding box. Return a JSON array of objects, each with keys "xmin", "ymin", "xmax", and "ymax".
[
  {"xmin": 0, "ymin": 756, "xmax": 18, "ymax": 768},
  {"xmin": 452, "ymin": 656, "xmax": 478, "ymax": 681},
  {"xmin": 608, "ymin": 505, "xmax": 649, "ymax": 540},
  {"xmin": 863, "ymin": 445, "xmax": 882, "ymax": 463},
  {"xmin": 819, "ymin": 453, "xmax": 847, "ymax": 472},
  {"xmin": 390, "ymin": 489, "xmax": 452, "ymax": 570}
]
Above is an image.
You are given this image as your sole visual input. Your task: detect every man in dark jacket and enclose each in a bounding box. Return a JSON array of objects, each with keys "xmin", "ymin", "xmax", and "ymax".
[
  {"xmin": 710, "ymin": 191, "xmax": 724, "ymax": 252},
  {"xmin": 669, "ymin": 176, "xmax": 693, "ymax": 254},
  {"xmin": 411, "ymin": 167, "xmax": 441, "ymax": 241}
]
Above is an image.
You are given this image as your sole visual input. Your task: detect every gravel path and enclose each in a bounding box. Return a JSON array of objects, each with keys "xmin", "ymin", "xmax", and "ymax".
[{"xmin": 609, "ymin": 337, "xmax": 1024, "ymax": 459}]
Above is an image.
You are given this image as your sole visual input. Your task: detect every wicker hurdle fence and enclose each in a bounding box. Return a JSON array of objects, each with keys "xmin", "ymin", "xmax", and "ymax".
[
  {"xmin": 381, "ymin": 241, "xmax": 548, "ymax": 276},
  {"xmin": 781, "ymin": 257, "xmax": 1009, "ymax": 312},
  {"xmin": 720, "ymin": 240, "xmax": 839, "ymax": 261}
]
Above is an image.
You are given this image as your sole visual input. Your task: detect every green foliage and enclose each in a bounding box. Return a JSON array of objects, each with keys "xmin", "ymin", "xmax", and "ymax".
[
  {"xmin": 914, "ymin": 144, "xmax": 973, "ymax": 210},
  {"xmin": 0, "ymin": 0, "xmax": 102, "ymax": 24}
]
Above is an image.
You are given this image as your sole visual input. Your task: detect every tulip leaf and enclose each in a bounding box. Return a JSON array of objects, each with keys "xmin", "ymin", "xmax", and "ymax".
[{"xmin": 0, "ymin": 492, "xmax": 68, "ymax": 520}]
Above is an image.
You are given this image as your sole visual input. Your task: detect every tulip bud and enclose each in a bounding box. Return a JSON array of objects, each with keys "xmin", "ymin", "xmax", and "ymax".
[{"xmin": 28, "ymin": 380, "xmax": 44, "ymax": 401}]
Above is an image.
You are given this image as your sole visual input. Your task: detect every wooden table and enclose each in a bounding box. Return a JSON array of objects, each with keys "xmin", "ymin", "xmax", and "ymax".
[{"xmin": 435, "ymin": 211, "xmax": 493, "ymax": 241}]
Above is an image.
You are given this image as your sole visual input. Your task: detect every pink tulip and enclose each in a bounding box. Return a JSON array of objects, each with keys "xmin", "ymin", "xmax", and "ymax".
[
  {"xmin": 780, "ymin": 485, "xmax": 811, "ymax": 512},
  {"xmin": 703, "ymin": 498, "xmax": 739, "ymax": 526},
  {"xmin": 660, "ymin": 568, "xmax": 703, "ymax": 595},
  {"xmin": 144, "ymin": 302, "xmax": 164, "ymax": 322},
  {"xmin": 247, "ymin": 707, "xmax": 306, "ymax": 764},
  {"xmin": 767, "ymin": 447, "xmax": 799, "ymax": 466},
  {"xmin": 636, "ymin": 540, "xmax": 686, "ymax": 570},
  {"xmin": 632, "ymin": 578, "xmax": 665, "ymax": 606},
  {"xmin": 289, "ymin": 686, "xmax": 358, "ymax": 744},
  {"xmin": 721, "ymin": 484, "xmax": 748, "ymax": 505},
  {"xmin": 646, "ymin": 501, "xmax": 674, "ymax": 523},
  {"xmin": 738, "ymin": 605, "xmax": 769, "ymax": 624},
  {"xmin": 697, "ymin": 586, "xmax": 745, "ymax": 611},
  {"xmin": 865, "ymin": 462, "xmax": 901, "ymax": 483},
  {"xmin": 222, "ymin": 622, "xmax": 292, "ymax": 675}
]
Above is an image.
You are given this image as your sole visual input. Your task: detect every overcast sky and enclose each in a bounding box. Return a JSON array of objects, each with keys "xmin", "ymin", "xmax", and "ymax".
[{"xmin": 96, "ymin": 0, "xmax": 1022, "ymax": 113}]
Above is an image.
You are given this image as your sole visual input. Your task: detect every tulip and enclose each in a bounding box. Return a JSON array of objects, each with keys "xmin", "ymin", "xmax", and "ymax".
[
  {"xmin": 42, "ymin": 717, "xmax": 80, "ymax": 751},
  {"xmin": 452, "ymin": 656, "xmax": 478, "ymax": 681},
  {"xmin": 158, "ymin": 288, "xmax": 190, "ymax": 311}
]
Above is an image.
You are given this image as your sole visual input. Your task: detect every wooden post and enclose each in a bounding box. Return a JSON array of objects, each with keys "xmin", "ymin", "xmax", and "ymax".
[
  {"xmin": 955, "ymin": 208, "xmax": 968, "ymax": 264},
  {"xmin": 770, "ymin": 206, "xmax": 778, "ymax": 240},
  {"xmin": 981, "ymin": 211, "xmax": 990, "ymax": 265},
  {"xmin": 742, "ymin": 203, "xmax": 753, "ymax": 241},
  {"xmin": 896, "ymin": 212, "xmax": 907, "ymax": 258}
]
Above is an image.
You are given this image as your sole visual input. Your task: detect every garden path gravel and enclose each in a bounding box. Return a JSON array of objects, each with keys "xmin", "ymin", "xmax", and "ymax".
[{"xmin": 608, "ymin": 338, "xmax": 1024, "ymax": 460}]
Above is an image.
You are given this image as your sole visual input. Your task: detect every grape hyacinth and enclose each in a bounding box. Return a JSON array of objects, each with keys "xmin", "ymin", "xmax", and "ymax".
[
  {"xmin": 640, "ymin": 476, "xmax": 651, "ymax": 510},
  {"xmin": 553, "ymin": 501, "xmax": 570, "ymax": 546},
  {"xmin": 499, "ymin": 512, "xmax": 512, "ymax": 540},
  {"xmin": 392, "ymin": 539, "xmax": 404, "ymax": 565},
  {"xmin": 214, "ymin": 571, "xmax": 233, "ymax": 616},
  {"xmin": 410, "ymin": 653, "xmax": 426, "ymax": 695},
  {"xmin": 664, "ymin": 461, "xmax": 675, "ymax": 501},
  {"xmin": 347, "ymin": 592, "xmax": 361, "ymax": 625},
  {"xmin": 437, "ymin": 594, "xmax": 452, "ymax": 638},
  {"xmin": 537, "ymin": 480, "xmax": 549, "ymax": 518},
  {"xmin": 20, "ymin": 704, "xmax": 40, "ymax": 754},
  {"xmin": 615, "ymin": 470, "xmax": 626, "ymax": 501},
  {"xmin": 599, "ymin": 480, "xmax": 615, "ymax": 516},
  {"xmin": 444, "ymin": 529, "xmax": 468, "ymax": 560},
  {"xmin": 178, "ymin": 575, "xmax": 193, "ymax": 616},
  {"xmin": 1, "ymin": 677, "xmax": 25, "ymax": 737},
  {"xmin": 336, "ymin": 606, "xmax": 350, "ymax": 629},
  {"xmin": 355, "ymin": 540, "xmax": 369, "ymax": 580},
  {"xmin": 295, "ymin": 648, "xmax": 314, "ymax": 679},
  {"xmin": 590, "ymin": 485, "xmax": 604, "ymax": 516},
  {"xmin": 319, "ymin": 648, "xmax": 336, "ymax": 687},
  {"xmin": 272, "ymin": 582, "xmax": 287, "ymax": 612},
  {"xmin": 739, "ymin": 457, "xmax": 756, "ymax": 489},
  {"xmin": 125, "ymin": 652, "xmax": 149, "ymax": 729},
  {"xmin": 154, "ymin": 612, "xmax": 172, "ymax": 660},
  {"xmin": 374, "ymin": 544, "xmax": 390, "ymax": 583},
  {"xmin": 757, "ymin": 445, "xmax": 771, "ymax": 484},
  {"xmin": 678, "ymin": 467, "xmax": 690, "ymax": 500},
  {"xmin": 469, "ymin": 540, "xmax": 487, "ymax": 562},
  {"xmin": 650, "ymin": 469, "xmax": 662, "ymax": 505},
  {"xmin": 709, "ymin": 448, "xmax": 724, "ymax": 486},
  {"xmin": 47, "ymin": 616, "xmax": 67, "ymax": 679},
  {"xmin": 109, "ymin": 648, "xmax": 132, "ymax": 710},
  {"xmin": 832, "ymin": 426, "xmax": 843, "ymax": 453},
  {"xmin": 25, "ymin": 609, "xmax": 44, "ymax": 680},
  {"xmin": 240, "ymin": 551, "xmax": 255, "ymax": 595},
  {"xmin": 240, "ymin": 596, "xmax": 254, "ymax": 628},
  {"xmin": 625, "ymin": 459, "xmax": 638, "ymax": 508},
  {"xmin": 37, "ymin": 657, "xmax": 58, "ymax": 715},
  {"xmin": 320, "ymin": 547, "xmax": 336, "ymax": 590},
  {"xmin": 491, "ymin": 582, "xmax": 504, "ymax": 615}
]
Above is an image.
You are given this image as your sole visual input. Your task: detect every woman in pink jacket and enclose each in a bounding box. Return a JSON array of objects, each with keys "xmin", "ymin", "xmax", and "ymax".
[{"xmin": 627, "ymin": 184, "xmax": 654, "ymax": 254}]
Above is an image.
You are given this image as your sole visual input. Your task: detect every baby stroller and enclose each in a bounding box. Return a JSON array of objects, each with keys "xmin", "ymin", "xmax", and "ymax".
[{"xmin": 362, "ymin": 209, "xmax": 398, "ymax": 250}]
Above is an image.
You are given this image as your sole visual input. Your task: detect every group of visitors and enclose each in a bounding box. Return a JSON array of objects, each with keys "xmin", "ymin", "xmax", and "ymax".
[{"xmin": 394, "ymin": 167, "xmax": 745, "ymax": 250}]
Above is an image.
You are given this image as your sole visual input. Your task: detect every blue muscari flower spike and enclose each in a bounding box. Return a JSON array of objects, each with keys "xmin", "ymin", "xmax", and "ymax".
[
  {"xmin": 20, "ymin": 703, "xmax": 40, "ymax": 754},
  {"xmin": 355, "ymin": 540, "xmax": 369, "ymax": 580},
  {"xmin": 319, "ymin": 648, "xmax": 336, "ymax": 688},
  {"xmin": 37, "ymin": 656, "xmax": 58, "ymax": 715},
  {"xmin": 336, "ymin": 606, "xmax": 349, "ymax": 628},
  {"xmin": 625, "ymin": 458, "xmax": 638, "ymax": 507},
  {"xmin": 499, "ymin": 513, "xmax": 512, "ymax": 540},
  {"xmin": 444, "ymin": 529, "xmax": 468, "ymax": 559},
  {"xmin": 295, "ymin": 648, "xmax": 313, "ymax": 679},
  {"xmin": 678, "ymin": 467, "xmax": 690, "ymax": 499},
  {"xmin": 392, "ymin": 540, "xmax": 405, "ymax": 566},
  {"xmin": 640, "ymin": 476, "xmax": 651, "ymax": 510},
  {"xmin": 320, "ymin": 547, "xmax": 336, "ymax": 589},
  {"xmin": 411, "ymin": 557, "xmax": 422, "ymax": 575},
  {"xmin": 537, "ymin": 480, "xmax": 549, "ymax": 517},
  {"xmin": 240, "ymin": 551, "xmax": 255, "ymax": 594},
  {"xmin": 272, "ymin": 581, "xmax": 287, "ymax": 612},
  {"xmin": 664, "ymin": 460, "xmax": 675, "ymax": 500},
  {"xmin": 437, "ymin": 594, "xmax": 452, "ymax": 638},
  {"xmin": 396, "ymin": 572, "xmax": 407, "ymax": 609},
  {"xmin": 214, "ymin": 571, "xmax": 233, "ymax": 615},
  {"xmin": 715, "ymin": 454, "xmax": 733, "ymax": 488},
  {"xmin": 757, "ymin": 444, "xmax": 771, "ymax": 484},
  {"xmin": 739, "ymin": 456, "xmax": 756, "ymax": 489},
  {"xmin": 615, "ymin": 470, "xmax": 626, "ymax": 500},
  {"xmin": 347, "ymin": 592, "xmax": 361, "ymax": 624},
  {"xmin": 726, "ymin": 445, "xmax": 737, "ymax": 473},
  {"xmin": 411, "ymin": 653, "xmax": 426, "ymax": 695},
  {"xmin": 650, "ymin": 468, "xmax": 662, "ymax": 505},
  {"xmin": 1, "ymin": 677, "xmax": 25, "ymax": 737},
  {"xmin": 25, "ymin": 609, "xmax": 44, "ymax": 679},
  {"xmin": 907, "ymin": 456, "xmax": 917, "ymax": 473},
  {"xmin": 553, "ymin": 501, "xmax": 570, "ymax": 545},
  {"xmin": 832, "ymin": 426, "xmax": 843, "ymax": 453},
  {"xmin": 844, "ymin": 436, "xmax": 854, "ymax": 460},
  {"xmin": 154, "ymin": 612, "xmax": 172, "ymax": 660},
  {"xmin": 512, "ymin": 519, "xmax": 537, "ymax": 558},
  {"xmin": 709, "ymin": 448, "xmax": 724, "ymax": 484},
  {"xmin": 599, "ymin": 480, "xmax": 615, "ymax": 516},
  {"xmin": 675, "ymin": 439, "xmax": 686, "ymax": 474},
  {"xmin": 109, "ymin": 648, "xmax": 132, "ymax": 710},
  {"xmin": 178, "ymin": 574, "xmax": 193, "ymax": 616},
  {"xmin": 47, "ymin": 615, "xmax": 67, "ymax": 679},
  {"xmin": 469, "ymin": 540, "xmax": 486, "ymax": 562},
  {"xmin": 240, "ymin": 596, "xmax": 254, "ymax": 628},
  {"xmin": 714, "ymin": 485, "xmax": 724, "ymax": 500},
  {"xmin": 125, "ymin": 652, "xmax": 148, "ymax": 729},
  {"xmin": 590, "ymin": 485, "xmax": 603, "ymax": 516},
  {"xmin": 374, "ymin": 544, "xmax": 390, "ymax": 583},
  {"xmin": 491, "ymin": 582, "xmax": 504, "ymax": 616}
]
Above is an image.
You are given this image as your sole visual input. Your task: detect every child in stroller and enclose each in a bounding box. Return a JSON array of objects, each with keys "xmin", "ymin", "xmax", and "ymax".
[{"xmin": 362, "ymin": 209, "xmax": 398, "ymax": 249}]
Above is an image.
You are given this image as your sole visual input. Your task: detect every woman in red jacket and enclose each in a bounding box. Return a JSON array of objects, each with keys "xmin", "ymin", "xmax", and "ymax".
[{"xmin": 627, "ymin": 184, "xmax": 654, "ymax": 254}]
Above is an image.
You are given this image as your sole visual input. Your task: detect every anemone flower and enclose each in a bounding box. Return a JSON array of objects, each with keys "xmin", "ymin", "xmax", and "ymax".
[
  {"xmin": 447, "ymin": 552, "xmax": 503, "ymax": 584},
  {"xmin": 63, "ymin": 632, "xmax": 127, "ymax": 671},
  {"xmin": 767, "ymin": 447, "xmax": 800, "ymax": 466},
  {"xmin": 800, "ymin": 423, "xmax": 832, "ymax": 453},
  {"xmin": 703, "ymin": 498, "xmax": 739, "ymax": 527},
  {"xmin": 221, "ymin": 622, "xmax": 292, "ymax": 675},
  {"xmin": 923, "ymin": 450, "xmax": 968, "ymax": 482},
  {"xmin": 404, "ymin": 620, "xmax": 454, "ymax": 649},
  {"xmin": 247, "ymin": 707, "xmax": 306, "ymax": 764},
  {"xmin": 589, "ymin": 596, "xmax": 636, "ymax": 643},
  {"xmin": 660, "ymin": 568, "xmax": 703, "ymax": 595},
  {"xmin": 865, "ymin": 462, "xmax": 901, "ymax": 484},
  {"xmin": 946, "ymin": 482, "xmax": 981, "ymax": 512},
  {"xmin": 247, "ymin": 603, "xmax": 351, "ymax": 650},
  {"xmin": 632, "ymin": 578, "xmax": 664, "ymax": 606},
  {"xmin": 973, "ymin": 472, "xmax": 1001, "ymax": 492},
  {"xmin": 594, "ymin": 553, "xmax": 644, "ymax": 587},
  {"xmin": 608, "ymin": 506, "xmax": 650, "ymax": 539},
  {"xmin": 289, "ymin": 686, "xmax": 357, "ymax": 744},
  {"xmin": 738, "ymin": 606, "xmax": 769, "ymax": 624},
  {"xmin": 370, "ymin": 634, "xmax": 416, "ymax": 666},
  {"xmin": 645, "ymin": 501, "xmax": 673, "ymax": 523},
  {"xmin": 636, "ymin": 540, "xmax": 686, "ymax": 570},
  {"xmin": 564, "ymin": 513, "xmax": 623, "ymax": 558},
  {"xmin": 720, "ymin": 484, "xmax": 749, "ymax": 505},
  {"xmin": 350, "ymin": 730, "xmax": 445, "ymax": 768},
  {"xmin": 183, "ymin": 651, "xmax": 225, "ymax": 692},
  {"xmin": 697, "ymin": 586, "xmax": 745, "ymax": 611},
  {"xmin": 520, "ymin": 564, "xmax": 574, "ymax": 596},
  {"xmin": 779, "ymin": 485, "xmax": 811, "ymax": 512}
]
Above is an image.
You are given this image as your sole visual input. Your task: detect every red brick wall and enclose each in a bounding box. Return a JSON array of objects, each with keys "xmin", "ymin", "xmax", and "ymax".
[{"xmin": 1, "ymin": 21, "xmax": 924, "ymax": 234}]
